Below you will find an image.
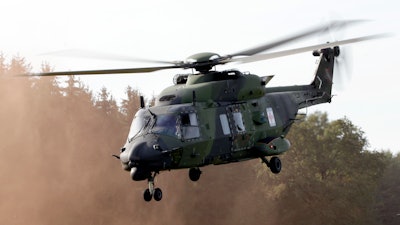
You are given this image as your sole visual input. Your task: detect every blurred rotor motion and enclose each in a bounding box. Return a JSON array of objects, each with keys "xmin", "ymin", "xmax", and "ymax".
[
  {"xmin": 332, "ymin": 45, "xmax": 353, "ymax": 91},
  {"xmin": 25, "ymin": 20, "xmax": 387, "ymax": 77},
  {"xmin": 41, "ymin": 49, "xmax": 175, "ymax": 65},
  {"xmin": 317, "ymin": 19, "xmax": 354, "ymax": 91}
]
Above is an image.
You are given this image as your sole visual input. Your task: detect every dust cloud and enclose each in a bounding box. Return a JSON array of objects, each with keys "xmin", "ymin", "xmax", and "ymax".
[{"xmin": 0, "ymin": 72, "xmax": 276, "ymax": 225}]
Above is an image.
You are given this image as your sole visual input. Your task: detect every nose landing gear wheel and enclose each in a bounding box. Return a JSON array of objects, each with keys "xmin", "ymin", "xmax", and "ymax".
[
  {"xmin": 189, "ymin": 167, "xmax": 202, "ymax": 181},
  {"xmin": 144, "ymin": 189, "xmax": 152, "ymax": 202},
  {"xmin": 143, "ymin": 172, "xmax": 163, "ymax": 202},
  {"xmin": 153, "ymin": 188, "xmax": 163, "ymax": 201}
]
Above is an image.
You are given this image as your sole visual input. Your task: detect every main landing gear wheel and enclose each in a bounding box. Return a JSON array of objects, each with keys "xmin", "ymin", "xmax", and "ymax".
[
  {"xmin": 153, "ymin": 188, "xmax": 163, "ymax": 201},
  {"xmin": 269, "ymin": 156, "xmax": 282, "ymax": 174},
  {"xmin": 143, "ymin": 172, "xmax": 163, "ymax": 202},
  {"xmin": 144, "ymin": 189, "xmax": 152, "ymax": 202},
  {"xmin": 189, "ymin": 167, "xmax": 202, "ymax": 181},
  {"xmin": 261, "ymin": 156, "xmax": 282, "ymax": 174}
]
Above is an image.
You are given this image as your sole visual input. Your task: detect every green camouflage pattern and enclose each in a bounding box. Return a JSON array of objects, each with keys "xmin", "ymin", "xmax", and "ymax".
[{"xmin": 119, "ymin": 47, "xmax": 336, "ymax": 181}]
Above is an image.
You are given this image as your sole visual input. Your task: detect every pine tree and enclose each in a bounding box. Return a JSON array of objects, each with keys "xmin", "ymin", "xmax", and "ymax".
[
  {"xmin": 7, "ymin": 54, "xmax": 31, "ymax": 75},
  {"xmin": 0, "ymin": 52, "xmax": 7, "ymax": 75},
  {"xmin": 120, "ymin": 86, "xmax": 141, "ymax": 123},
  {"xmin": 95, "ymin": 86, "xmax": 119, "ymax": 117}
]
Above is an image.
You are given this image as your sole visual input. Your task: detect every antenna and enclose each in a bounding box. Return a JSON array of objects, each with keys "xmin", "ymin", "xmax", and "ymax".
[
  {"xmin": 192, "ymin": 91, "xmax": 196, "ymax": 106},
  {"xmin": 140, "ymin": 96, "xmax": 145, "ymax": 108}
]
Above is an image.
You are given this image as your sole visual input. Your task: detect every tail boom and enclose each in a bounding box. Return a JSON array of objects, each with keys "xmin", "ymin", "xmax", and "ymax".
[{"xmin": 265, "ymin": 46, "xmax": 337, "ymax": 110}]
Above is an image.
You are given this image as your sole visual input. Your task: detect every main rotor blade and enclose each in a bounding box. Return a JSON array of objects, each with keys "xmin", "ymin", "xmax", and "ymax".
[
  {"xmin": 229, "ymin": 20, "xmax": 364, "ymax": 57},
  {"xmin": 24, "ymin": 65, "xmax": 182, "ymax": 76},
  {"xmin": 233, "ymin": 34, "xmax": 388, "ymax": 64},
  {"xmin": 42, "ymin": 49, "xmax": 178, "ymax": 65}
]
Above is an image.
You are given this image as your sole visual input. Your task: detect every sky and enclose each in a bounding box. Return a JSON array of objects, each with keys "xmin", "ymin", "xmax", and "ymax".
[{"xmin": 1, "ymin": 0, "xmax": 399, "ymax": 153}]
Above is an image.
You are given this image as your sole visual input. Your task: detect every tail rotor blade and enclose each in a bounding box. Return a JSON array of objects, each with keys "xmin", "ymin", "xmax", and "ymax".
[{"xmin": 333, "ymin": 46, "xmax": 353, "ymax": 91}]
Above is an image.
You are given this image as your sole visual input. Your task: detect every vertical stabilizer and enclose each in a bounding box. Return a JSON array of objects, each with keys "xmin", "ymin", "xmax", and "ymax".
[
  {"xmin": 299, "ymin": 46, "xmax": 339, "ymax": 108},
  {"xmin": 311, "ymin": 46, "xmax": 338, "ymax": 98}
]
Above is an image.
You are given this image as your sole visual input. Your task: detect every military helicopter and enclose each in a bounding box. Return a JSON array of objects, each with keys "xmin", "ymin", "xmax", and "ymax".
[{"xmin": 28, "ymin": 21, "xmax": 384, "ymax": 202}]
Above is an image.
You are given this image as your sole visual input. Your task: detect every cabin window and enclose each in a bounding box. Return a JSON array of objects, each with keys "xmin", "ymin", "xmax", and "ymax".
[
  {"xmin": 266, "ymin": 107, "xmax": 276, "ymax": 127},
  {"xmin": 219, "ymin": 114, "xmax": 231, "ymax": 135},
  {"xmin": 233, "ymin": 112, "xmax": 245, "ymax": 132},
  {"xmin": 181, "ymin": 112, "xmax": 200, "ymax": 139}
]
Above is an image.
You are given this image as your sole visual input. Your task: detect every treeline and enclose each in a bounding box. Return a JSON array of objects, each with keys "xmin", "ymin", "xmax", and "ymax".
[{"xmin": 0, "ymin": 55, "xmax": 399, "ymax": 225}]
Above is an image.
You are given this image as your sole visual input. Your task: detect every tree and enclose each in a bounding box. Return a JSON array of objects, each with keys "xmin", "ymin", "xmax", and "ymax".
[
  {"xmin": 120, "ymin": 86, "xmax": 141, "ymax": 123},
  {"xmin": 0, "ymin": 52, "xmax": 7, "ymax": 75},
  {"xmin": 30, "ymin": 62, "xmax": 61, "ymax": 97},
  {"xmin": 376, "ymin": 152, "xmax": 400, "ymax": 225},
  {"xmin": 60, "ymin": 75, "xmax": 94, "ymax": 109},
  {"xmin": 7, "ymin": 54, "xmax": 31, "ymax": 75},
  {"xmin": 95, "ymin": 86, "xmax": 119, "ymax": 117},
  {"xmin": 62, "ymin": 75, "xmax": 90, "ymax": 98},
  {"xmin": 256, "ymin": 112, "xmax": 386, "ymax": 225}
]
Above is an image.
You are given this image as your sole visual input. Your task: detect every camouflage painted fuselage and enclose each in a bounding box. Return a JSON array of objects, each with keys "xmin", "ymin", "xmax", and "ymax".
[{"xmin": 120, "ymin": 48, "xmax": 336, "ymax": 180}]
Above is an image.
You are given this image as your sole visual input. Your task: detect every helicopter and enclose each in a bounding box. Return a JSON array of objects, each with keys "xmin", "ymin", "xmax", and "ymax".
[{"xmin": 28, "ymin": 21, "xmax": 385, "ymax": 202}]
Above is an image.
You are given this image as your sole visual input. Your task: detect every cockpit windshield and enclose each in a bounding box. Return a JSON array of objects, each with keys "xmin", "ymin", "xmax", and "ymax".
[
  {"xmin": 127, "ymin": 109, "xmax": 150, "ymax": 142},
  {"xmin": 127, "ymin": 106, "xmax": 201, "ymax": 141}
]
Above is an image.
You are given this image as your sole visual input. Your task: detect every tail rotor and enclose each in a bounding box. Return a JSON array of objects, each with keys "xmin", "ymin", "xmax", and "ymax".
[{"xmin": 333, "ymin": 45, "xmax": 353, "ymax": 91}]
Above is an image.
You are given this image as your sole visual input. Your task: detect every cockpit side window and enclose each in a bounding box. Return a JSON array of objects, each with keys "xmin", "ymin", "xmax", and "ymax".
[
  {"xmin": 151, "ymin": 114, "xmax": 179, "ymax": 137},
  {"xmin": 181, "ymin": 112, "xmax": 200, "ymax": 140}
]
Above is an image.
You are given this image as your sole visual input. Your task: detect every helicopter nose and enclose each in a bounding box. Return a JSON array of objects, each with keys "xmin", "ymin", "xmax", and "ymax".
[{"xmin": 129, "ymin": 142, "xmax": 163, "ymax": 163}]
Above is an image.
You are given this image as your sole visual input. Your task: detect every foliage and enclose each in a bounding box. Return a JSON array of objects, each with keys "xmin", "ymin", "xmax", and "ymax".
[
  {"xmin": 255, "ymin": 112, "xmax": 390, "ymax": 225},
  {"xmin": 120, "ymin": 86, "xmax": 141, "ymax": 123},
  {"xmin": 95, "ymin": 86, "xmax": 119, "ymax": 117},
  {"xmin": 376, "ymin": 152, "xmax": 400, "ymax": 225}
]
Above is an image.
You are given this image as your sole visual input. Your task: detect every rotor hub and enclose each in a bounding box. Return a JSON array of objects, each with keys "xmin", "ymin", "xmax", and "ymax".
[
  {"xmin": 185, "ymin": 52, "xmax": 222, "ymax": 72},
  {"xmin": 185, "ymin": 52, "xmax": 220, "ymax": 63}
]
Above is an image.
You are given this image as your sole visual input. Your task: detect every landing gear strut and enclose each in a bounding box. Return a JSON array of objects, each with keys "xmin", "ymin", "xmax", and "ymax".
[
  {"xmin": 261, "ymin": 156, "xmax": 282, "ymax": 174},
  {"xmin": 143, "ymin": 172, "xmax": 163, "ymax": 202}
]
